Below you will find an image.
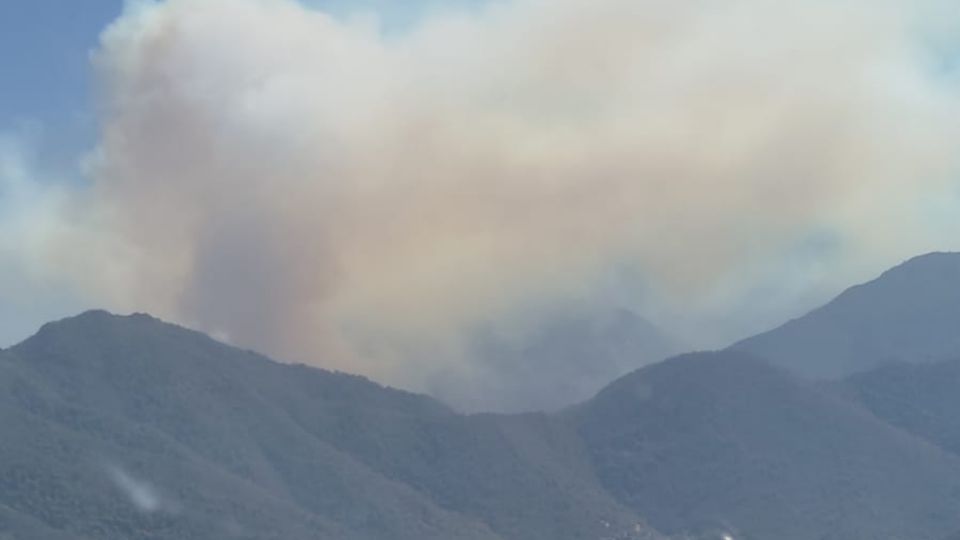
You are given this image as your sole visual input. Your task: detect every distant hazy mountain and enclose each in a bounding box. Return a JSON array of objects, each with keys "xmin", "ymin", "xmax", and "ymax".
[
  {"xmin": 733, "ymin": 252, "xmax": 960, "ymax": 378},
  {"xmin": 436, "ymin": 308, "xmax": 679, "ymax": 413},
  {"xmin": 0, "ymin": 311, "xmax": 661, "ymax": 540},
  {"xmin": 575, "ymin": 351, "xmax": 960, "ymax": 540}
]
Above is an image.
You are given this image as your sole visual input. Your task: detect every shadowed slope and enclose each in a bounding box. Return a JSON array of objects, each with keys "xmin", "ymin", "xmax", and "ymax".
[
  {"xmin": 577, "ymin": 351, "xmax": 960, "ymax": 540},
  {"xmin": 844, "ymin": 355, "xmax": 960, "ymax": 457}
]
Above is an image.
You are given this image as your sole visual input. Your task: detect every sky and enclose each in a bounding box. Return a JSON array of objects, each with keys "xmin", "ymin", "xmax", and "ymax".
[
  {"xmin": 2, "ymin": 0, "xmax": 960, "ymax": 410},
  {"xmin": 0, "ymin": 1, "xmax": 123, "ymax": 148}
]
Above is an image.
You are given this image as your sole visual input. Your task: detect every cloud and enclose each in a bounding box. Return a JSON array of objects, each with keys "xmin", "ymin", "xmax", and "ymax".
[{"xmin": 23, "ymin": 0, "xmax": 960, "ymax": 407}]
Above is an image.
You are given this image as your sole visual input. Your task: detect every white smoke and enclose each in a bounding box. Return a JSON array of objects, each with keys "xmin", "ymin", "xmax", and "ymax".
[
  {"xmin": 0, "ymin": 129, "xmax": 90, "ymax": 345},
  {"xmin": 15, "ymin": 0, "xmax": 960, "ymax": 405}
]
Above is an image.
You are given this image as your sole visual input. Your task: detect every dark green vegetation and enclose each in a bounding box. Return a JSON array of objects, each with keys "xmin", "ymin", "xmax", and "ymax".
[{"xmin": 3, "ymin": 252, "xmax": 960, "ymax": 539}]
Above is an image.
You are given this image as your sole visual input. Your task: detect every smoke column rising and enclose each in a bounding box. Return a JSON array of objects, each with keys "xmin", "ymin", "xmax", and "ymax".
[{"xmin": 23, "ymin": 0, "xmax": 960, "ymax": 406}]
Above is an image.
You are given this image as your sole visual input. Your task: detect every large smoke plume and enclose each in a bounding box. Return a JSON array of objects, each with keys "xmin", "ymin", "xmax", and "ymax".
[{"xmin": 13, "ymin": 0, "xmax": 960, "ymax": 409}]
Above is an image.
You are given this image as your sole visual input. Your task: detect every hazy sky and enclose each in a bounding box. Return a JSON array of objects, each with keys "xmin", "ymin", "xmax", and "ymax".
[{"xmin": 2, "ymin": 0, "xmax": 960, "ymax": 407}]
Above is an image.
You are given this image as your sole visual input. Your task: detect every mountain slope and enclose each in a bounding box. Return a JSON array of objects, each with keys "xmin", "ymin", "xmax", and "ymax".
[
  {"xmin": 1, "ymin": 316, "xmax": 490, "ymax": 540},
  {"xmin": 0, "ymin": 502, "xmax": 85, "ymax": 540},
  {"xmin": 841, "ymin": 358, "xmax": 960, "ymax": 540},
  {"xmin": 0, "ymin": 311, "xmax": 659, "ymax": 540},
  {"xmin": 575, "ymin": 351, "xmax": 960, "ymax": 540},
  {"xmin": 843, "ymin": 355, "xmax": 960, "ymax": 457},
  {"xmin": 733, "ymin": 252, "xmax": 960, "ymax": 378},
  {"xmin": 8, "ymin": 308, "xmax": 960, "ymax": 540}
]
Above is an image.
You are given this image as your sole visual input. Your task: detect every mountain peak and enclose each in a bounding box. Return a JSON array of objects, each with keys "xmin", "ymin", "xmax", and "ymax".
[
  {"xmin": 884, "ymin": 250, "xmax": 960, "ymax": 270},
  {"xmin": 733, "ymin": 252, "xmax": 960, "ymax": 378},
  {"xmin": 871, "ymin": 251, "xmax": 960, "ymax": 285},
  {"xmin": 34, "ymin": 309, "xmax": 174, "ymax": 333},
  {"xmin": 14, "ymin": 309, "xmax": 210, "ymax": 359}
]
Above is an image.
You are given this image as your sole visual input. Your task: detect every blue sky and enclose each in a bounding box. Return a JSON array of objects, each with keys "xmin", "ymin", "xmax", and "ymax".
[
  {"xmin": 0, "ymin": 0, "xmax": 123, "ymax": 345},
  {"xmin": 0, "ymin": 0, "xmax": 124, "ymax": 166}
]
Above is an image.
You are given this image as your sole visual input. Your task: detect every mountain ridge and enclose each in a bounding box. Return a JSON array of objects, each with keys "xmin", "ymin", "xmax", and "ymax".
[
  {"xmin": 0, "ymin": 310, "xmax": 659, "ymax": 540},
  {"xmin": 577, "ymin": 350, "xmax": 960, "ymax": 540},
  {"xmin": 732, "ymin": 251, "xmax": 960, "ymax": 378},
  {"xmin": 6, "ymin": 249, "xmax": 960, "ymax": 539}
]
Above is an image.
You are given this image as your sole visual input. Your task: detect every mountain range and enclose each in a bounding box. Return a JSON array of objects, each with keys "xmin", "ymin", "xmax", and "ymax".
[{"xmin": 2, "ymin": 252, "xmax": 960, "ymax": 539}]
